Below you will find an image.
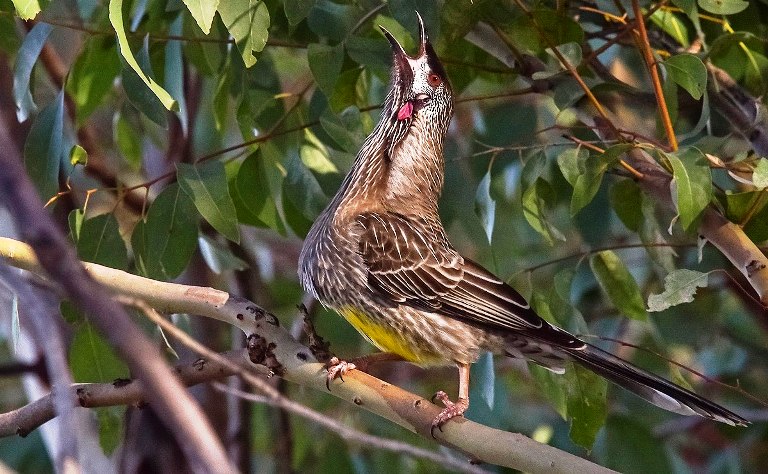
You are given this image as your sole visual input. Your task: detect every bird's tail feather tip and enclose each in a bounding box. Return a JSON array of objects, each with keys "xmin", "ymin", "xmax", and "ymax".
[{"xmin": 567, "ymin": 343, "xmax": 749, "ymax": 427}]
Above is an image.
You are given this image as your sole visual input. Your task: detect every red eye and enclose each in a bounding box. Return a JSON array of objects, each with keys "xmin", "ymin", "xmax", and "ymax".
[{"xmin": 427, "ymin": 73, "xmax": 442, "ymax": 88}]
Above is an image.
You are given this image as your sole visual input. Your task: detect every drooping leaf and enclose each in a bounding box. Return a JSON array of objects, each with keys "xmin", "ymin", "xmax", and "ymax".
[
  {"xmin": 522, "ymin": 177, "xmax": 565, "ymax": 245},
  {"xmin": 610, "ymin": 179, "xmax": 643, "ymax": 232},
  {"xmin": 284, "ymin": 0, "xmax": 315, "ymax": 25},
  {"xmin": 70, "ymin": 321, "xmax": 128, "ymax": 384},
  {"xmin": 698, "ymin": 0, "xmax": 748, "ymax": 15},
  {"xmin": 109, "ymin": 0, "xmax": 176, "ymax": 111},
  {"xmin": 69, "ymin": 145, "xmax": 88, "ymax": 167},
  {"xmin": 234, "ymin": 151, "xmax": 283, "ymax": 231},
  {"xmin": 664, "ymin": 148, "xmax": 712, "ymax": 230},
  {"xmin": 165, "ymin": 16, "xmax": 188, "ymax": 134},
  {"xmin": 198, "ymin": 234, "xmax": 248, "ymax": 274},
  {"xmin": 219, "ymin": 0, "xmax": 270, "ymax": 68},
  {"xmin": 24, "ymin": 91, "xmax": 64, "ymax": 201},
  {"xmin": 590, "ymin": 251, "xmax": 648, "ymax": 320},
  {"xmin": 650, "ymin": 10, "xmax": 690, "ymax": 47},
  {"xmin": 308, "ymin": 43, "xmax": 345, "ymax": 99},
  {"xmin": 132, "ymin": 183, "xmax": 199, "ymax": 280},
  {"xmin": 571, "ymin": 144, "xmax": 630, "ymax": 215},
  {"xmin": 121, "ymin": 37, "xmax": 168, "ymax": 127},
  {"xmin": 177, "ymin": 161, "xmax": 240, "ymax": 243},
  {"xmin": 556, "ymin": 147, "xmax": 587, "ymax": 187},
  {"xmin": 182, "ymin": 0, "xmax": 219, "ymax": 34},
  {"xmin": 114, "ymin": 112, "xmax": 143, "ymax": 169},
  {"xmin": 66, "ymin": 36, "xmax": 121, "ymax": 124},
  {"xmin": 664, "ymin": 54, "xmax": 707, "ymax": 100},
  {"xmin": 566, "ymin": 364, "xmax": 608, "ymax": 449},
  {"xmin": 647, "ymin": 269, "xmax": 710, "ymax": 312},
  {"xmin": 95, "ymin": 407, "xmax": 124, "ymax": 455},
  {"xmin": 69, "ymin": 212, "xmax": 128, "ymax": 270},
  {"xmin": 11, "ymin": 0, "xmax": 41, "ymax": 19},
  {"xmin": 283, "ymin": 152, "xmax": 329, "ymax": 222},
  {"xmin": 13, "ymin": 22, "xmax": 52, "ymax": 121},
  {"xmin": 475, "ymin": 170, "xmax": 496, "ymax": 244}
]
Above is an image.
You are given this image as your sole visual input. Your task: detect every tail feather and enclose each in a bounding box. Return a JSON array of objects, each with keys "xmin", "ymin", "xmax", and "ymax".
[{"xmin": 565, "ymin": 343, "xmax": 749, "ymax": 426}]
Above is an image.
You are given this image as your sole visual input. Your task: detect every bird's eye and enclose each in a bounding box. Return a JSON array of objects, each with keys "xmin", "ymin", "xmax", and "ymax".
[{"xmin": 427, "ymin": 73, "xmax": 442, "ymax": 88}]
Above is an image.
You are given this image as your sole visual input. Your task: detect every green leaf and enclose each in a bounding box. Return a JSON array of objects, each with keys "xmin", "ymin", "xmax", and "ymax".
[
  {"xmin": 566, "ymin": 364, "xmax": 607, "ymax": 449},
  {"xmin": 522, "ymin": 177, "xmax": 565, "ymax": 245},
  {"xmin": 610, "ymin": 179, "xmax": 643, "ymax": 231},
  {"xmin": 132, "ymin": 183, "xmax": 199, "ymax": 280},
  {"xmin": 11, "ymin": 293, "xmax": 19, "ymax": 354},
  {"xmin": 69, "ymin": 321, "xmax": 128, "ymax": 382},
  {"xmin": 69, "ymin": 144, "xmax": 88, "ymax": 167},
  {"xmin": 319, "ymin": 108, "xmax": 364, "ymax": 153},
  {"xmin": 647, "ymin": 269, "xmax": 710, "ymax": 312},
  {"xmin": 664, "ymin": 54, "xmax": 707, "ymax": 100},
  {"xmin": 121, "ymin": 37, "xmax": 168, "ymax": 127},
  {"xmin": 109, "ymin": 0, "xmax": 176, "ymax": 111},
  {"xmin": 114, "ymin": 112, "xmax": 142, "ymax": 169},
  {"xmin": 531, "ymin": 10, "xmax": 584, "ymax": 47},
  {"xmin": 571, "ymin": 145, "xmax": 630, "ymax": 216},
  {"xmin": 24, "ymin": 91, "xmax": 64, "ymax": 201},
  {"xmin": 590, "ymin": 251, "xmax": 648, "ymax": 320},
  {"xmin": 650, "ymin": 10, "xmax": 690, "ymax": 47},
  {"xmin": 283, "ymin": 152, "xmax": 329, "ymax": 222},
  {"xmin": 665, "ymin": 148, "xmax": 712, "ymax": 230},
  {"xmin": 308, "ymin": 43, "xmax": 344, "ymax": 99},
  {"xmin": 556, "ymin": 147, "xmax": 587, "ymax": 187},
  {"xmin": 177, "ymin": 161, "xmax": 240, "ymax": 243},
  {"xmin": 165, "ymin": 16, "xmax": 188, "ymax": 134},
  {"xmin": 66, "ymin": 36, "xmax": 121, "ymax": 124},
  {"xmin": 198, "ymin": 234, "xmax": 248, "ymax": 274},
  {"xmin": 95, "ymin": 407, "xmax": 124, "ymax": 455},
  {"xmin": 182, "ymin": 0, "xmax": 219, "ymax": 34},
  {"xmin": 475, "ymin": 171, "xmax": 496, "ymax": 244},
  {"xmin": 11, "ymin": 0, "xmax": 40, "ymax": 20},
  {"xmin": 698, "ymin": 0, "xmax": 748, "ymax": 15},
  {"xmin": 601, "ymin": 416, "xmax": 672, "ymax": 473},
  {"xmin": 13, "ymin": 22, "xmax": 52, "ymax": 121},
  {"xmin": 234, "ymin": 152, "xmax": 283, "ymax": 231},
  {"xmin": 754, "ymin": 158, "xmax": 768, "ymax": 188},
  {"xmin": 219, "ymin": 0, "xmax": 270, "ymax": 68},
  {"xmin": 284, "ymin": 0, "xmax": 315, "ymax": 25},
  {"xmin": 70, "ymin": 212, "xmax": 128, "ymax": 270}
]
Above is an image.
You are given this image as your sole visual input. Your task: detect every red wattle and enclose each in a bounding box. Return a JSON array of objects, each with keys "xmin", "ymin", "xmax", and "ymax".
[{"xmin": 397, "ymin": 102, "xmax": 413, "ymax": 121}]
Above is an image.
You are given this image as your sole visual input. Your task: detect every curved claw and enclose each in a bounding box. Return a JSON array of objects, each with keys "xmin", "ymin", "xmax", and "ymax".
[
  {"xmin": 430, "ymin": 391, "xmax": 468, "ymax": 438},
  {"xmin": 325, "ymin": 357, "xmax": 356, "ymax": 391}
]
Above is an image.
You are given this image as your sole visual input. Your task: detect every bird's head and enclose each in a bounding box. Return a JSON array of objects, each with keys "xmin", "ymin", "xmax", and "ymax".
[{"xmin": 380, "ymin": 13, "xmax": 453, "ymax": 139}]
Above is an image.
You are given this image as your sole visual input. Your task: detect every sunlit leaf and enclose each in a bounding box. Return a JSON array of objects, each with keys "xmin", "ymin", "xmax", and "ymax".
[
  {"xmin": 109, "ymin": 0, "xmax": 176, "ymax": 111},
  {"xmin": 182, "ymin": 0, "xmax": 218, "ymax": 34},
  {"xmin": 67, "ymin": 37, "xmax": 121, "ymax": 124},
  {"xmin": 650, "ymin": 10, "xmax": 690, "ymax": 47},
  {"xmin": 590, "ymin": 251, "xmax": 647, "ymax": 320},
  {"xmin": 647, "ymin": 269, "xmax": 710, "ymax": 312},
  {"xmin": 219, "ymin": 0, "xmax": 270, "ymax": 68},
  {"xmin": 698, "ymin": 0, "xmax": 748, "ymax": 15},
  {"xmin": 11, "ymin": 0, "xmax": 40, "ymax": 19},
  {"xmin": 69, "ymin": 144, "xmax": 88, "ymax": 167},
  {"xmin": 753, "ymin": 158, "xmax": 768, "ymax": 188}
]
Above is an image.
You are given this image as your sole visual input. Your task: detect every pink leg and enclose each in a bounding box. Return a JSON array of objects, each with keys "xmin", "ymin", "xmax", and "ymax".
[
  {"xmin": 325, "ymin": 352, "xmax": 405, "ymax": 389},
  {"xmin": 431, "ymin": 363, "xmax": 470, "ymax": 436}
]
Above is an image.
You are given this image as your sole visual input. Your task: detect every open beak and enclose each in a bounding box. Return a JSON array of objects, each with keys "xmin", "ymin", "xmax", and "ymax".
[{"xmin": 379, "ymin": 12, "xmax": 431, "ymax": 122}]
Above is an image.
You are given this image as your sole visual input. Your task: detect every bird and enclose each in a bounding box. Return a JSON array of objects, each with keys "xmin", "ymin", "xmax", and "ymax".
[{"xmin": 298, "ymin": 13, "xmax": 748, "ymax": 431}]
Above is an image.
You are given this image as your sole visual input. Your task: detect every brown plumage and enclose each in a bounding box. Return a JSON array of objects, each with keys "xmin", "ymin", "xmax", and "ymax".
[{"xmin": 298, "ymin": 13, "xmax": 748, "ymax": 429}]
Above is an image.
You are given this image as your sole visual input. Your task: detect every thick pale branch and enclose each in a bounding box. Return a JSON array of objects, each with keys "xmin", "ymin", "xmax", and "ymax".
[{"xmin": 0, "ymin": 237, "xmax": 613, "ymax": 474}]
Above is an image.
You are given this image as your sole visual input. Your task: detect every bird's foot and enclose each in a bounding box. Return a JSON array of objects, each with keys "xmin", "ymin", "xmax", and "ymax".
[
  {"xmin": 325, "ymin": 356, "xmax": 356, "ymax": 390},
  {"xmin": 430, "ymin": 391, "xmax": 468, "ymax": 437}
]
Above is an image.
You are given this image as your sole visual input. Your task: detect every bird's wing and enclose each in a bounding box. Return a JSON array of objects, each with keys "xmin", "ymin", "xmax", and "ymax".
[{"xmin": 356, "ymin": 212, "xmax": 545, "ymax": 331}]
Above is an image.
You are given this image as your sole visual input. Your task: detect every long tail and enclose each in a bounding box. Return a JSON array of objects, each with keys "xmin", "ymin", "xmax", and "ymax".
[{"xmin": 565, "ymin": 342, "xmax": 748, "ymax": 426}]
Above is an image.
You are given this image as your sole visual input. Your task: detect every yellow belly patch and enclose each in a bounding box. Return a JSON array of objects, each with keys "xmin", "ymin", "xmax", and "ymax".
[{"xmin": 338, "ymin": 306, "xmax": 439, "ymax": 364}]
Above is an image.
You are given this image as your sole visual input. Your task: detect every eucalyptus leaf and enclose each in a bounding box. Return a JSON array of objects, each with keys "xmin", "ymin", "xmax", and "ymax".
[
  {"xmin": 647, "ymin": 269, "xmax": 710, "ymax": 312},
  {"xmin": 182, "ymin": 0, "xmax": 218, "ymax": 34},
  {"xmin": 590, "ymin": 251, "xmax": 648, "ymax": 320},
  {"xmin": 13, "ymin": 22, "xmax": 52, "ymax": 121},
  {"xmin": 664, "ymin": 54, "xmax": 707, "ymax": 100},
  {"xmin": 177, "ymin": 161, "xmax": 240, "ymax": 243},
  {"xmin": 664, "ymin": 148, "xmax": 712, "ymax": 231},
  {"xmin": 219, "ymin": 0, "xmax": 270, "ymax": 68},
  {"xmin": 24, "ymin": 91, "xmax": 64, "ymax": 201}
]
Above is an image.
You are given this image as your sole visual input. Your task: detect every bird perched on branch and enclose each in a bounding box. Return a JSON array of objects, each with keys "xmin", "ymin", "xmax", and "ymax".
[{"xmin": 298, "ymin": 13, "xmax": 748, "ymax": 431}]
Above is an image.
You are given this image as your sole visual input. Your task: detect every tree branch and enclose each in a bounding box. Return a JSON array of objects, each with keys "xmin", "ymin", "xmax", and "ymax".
[
  {"xmin": 0, "ymin": 237, "xmax": 614, "ymax": 474},
  {"xmin": 0, "ymin": 124, "xmax": 235, "ymax": 472}
]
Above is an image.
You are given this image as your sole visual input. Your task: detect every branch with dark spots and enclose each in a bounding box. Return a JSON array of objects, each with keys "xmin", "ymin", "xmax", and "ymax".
[
  {"xmin": 298, "ymin": 303, "xmax": 332, "ymax": 363},
  {"xmin": 246, "ymin": 334, "xmax": 284, "ymax": 377}
]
